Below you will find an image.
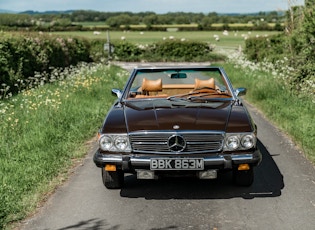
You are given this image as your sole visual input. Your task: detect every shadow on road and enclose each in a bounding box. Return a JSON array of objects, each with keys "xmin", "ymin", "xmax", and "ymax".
[
  {"xmin": 58, "ymin": 218, "xmax": 176, "ymax": 230},
  {"xmin": 57, "ymin": 218, "xmax": 120, "ymax": 230},
  {"xmin": 120, "ymin": 139, "xmax": 284, "ymax": 199}
]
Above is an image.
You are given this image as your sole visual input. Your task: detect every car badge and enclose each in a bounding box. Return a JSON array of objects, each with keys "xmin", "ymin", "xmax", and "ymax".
[
  {"xmin": 173, "ymin": 125, "xmax": 180, "ymax": 130},
  {"xmin": 168, "ymin": 135, "xmax": 186, "ymax": 152}
]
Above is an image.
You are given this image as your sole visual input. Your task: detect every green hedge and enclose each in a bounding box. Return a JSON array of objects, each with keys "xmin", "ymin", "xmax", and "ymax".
[
  {"xmin": 244, "ymin": 32, "xmax": 315, "ymax": 97},
  {"xmin": 109, "ymin": 40, "xmax": 225, "ymax": 62},
  {"xmin": 88, "ymin": 39, "xmax": 226, "ymax": 62},
  {"xmin": 1, "ymin": 34, "xmax": 225, "ymax": 98},
  {"xmin": 0, "ymin": 34, "xmax": 91, "ymax": 96},
  {"xmin": 144, "ymin": 40, "xmax": 216, "ymax": 62},
  {"xmin": 244, "ymin": 33, "xmax": 287, "ymax": 63}
]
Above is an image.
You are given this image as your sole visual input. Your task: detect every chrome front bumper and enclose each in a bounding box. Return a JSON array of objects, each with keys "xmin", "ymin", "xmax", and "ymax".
[{"xmin": 93, "ymin": 149, "xmax": 262, "ymax": 170}]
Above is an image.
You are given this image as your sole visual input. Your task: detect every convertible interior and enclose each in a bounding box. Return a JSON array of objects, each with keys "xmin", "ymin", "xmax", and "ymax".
[{"xmin": 129, "ymin": 77, "xmax": 231, "ymax": 99}]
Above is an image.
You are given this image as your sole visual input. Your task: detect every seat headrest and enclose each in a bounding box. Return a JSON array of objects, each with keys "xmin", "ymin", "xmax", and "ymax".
[
  {"xmin": 141, "ymin": 78, "xmax": 162, "ymax": 92},
  {"xmin": 194, "ymin": 78, "xmax": 215, "ymax": 90}
]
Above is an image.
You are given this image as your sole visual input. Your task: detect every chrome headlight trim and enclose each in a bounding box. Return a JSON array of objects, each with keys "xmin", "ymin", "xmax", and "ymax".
[
  {"xmin": 224, "ymin": 133, "xmax": 256, "ymax": 151},
  {"xmin": 99, "ymin": 135, "xmax": 113, "ymax": 151},
  {"xmin": 241, "ymin": 134, "xmax": 255, "ymax": 149},
  {"xmin": 99, "ymin": 134, "xmax": 131, "ymax": 152},
  {"xmin": 225, "ymin": 135, "xmax": 240, "ymax": 151}
]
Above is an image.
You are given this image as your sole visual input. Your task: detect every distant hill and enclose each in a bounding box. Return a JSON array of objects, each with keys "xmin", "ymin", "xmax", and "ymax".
[
  {"xmin": 0, "ymin": 9, "xmax": 74, "ymax": 14},
  {"xmin": 19, "ymin": 10, "xmax": 74, "ymax": 15},
  {"xmin": 0, "ymin": 9, "xmax": 284, "ymax": 16}
]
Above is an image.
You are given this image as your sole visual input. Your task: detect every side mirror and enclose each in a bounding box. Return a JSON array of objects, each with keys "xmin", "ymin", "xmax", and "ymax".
[
  {"xmin": 235, "ymin": 87, "xmax": 247, "ymax": 97},
  {"xmin": 112, "ymin": 89, "xmax": 122, "ymax": 99}
]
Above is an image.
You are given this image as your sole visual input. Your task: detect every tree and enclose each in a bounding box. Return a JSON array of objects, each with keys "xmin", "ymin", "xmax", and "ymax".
[
  {"xmin": 143, "ymin": 14, "xmax": 158, "ymax": 26},
  {"xmin": 106, "ymin": 14, "xmax": 133, "ymax": 28}
]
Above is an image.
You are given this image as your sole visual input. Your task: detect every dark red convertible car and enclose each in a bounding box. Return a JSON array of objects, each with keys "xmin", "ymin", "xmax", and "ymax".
[{"xmin": 94, "ymin": 66, "xmax": 262, "ymax": 189}]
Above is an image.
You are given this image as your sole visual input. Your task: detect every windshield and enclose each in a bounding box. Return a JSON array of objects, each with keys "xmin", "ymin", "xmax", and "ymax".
[{"xmin": 126, "ymin": 67, "xmax": 233, "ymax": 101}]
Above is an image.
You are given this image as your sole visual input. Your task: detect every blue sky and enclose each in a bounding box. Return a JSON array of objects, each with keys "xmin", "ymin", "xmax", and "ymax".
[{"xmin": 0, "ymin": 0, "xmax": 305, "ymax": 13}]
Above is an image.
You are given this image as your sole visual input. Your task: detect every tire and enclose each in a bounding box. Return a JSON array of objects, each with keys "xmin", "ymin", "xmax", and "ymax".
[
  {"xmin": 233, "ymin": 167, "xmax": 254, "ymax": 186},
  {"xmin": 101, "ymin": 168, "xmax": 124, "ymax": 189}
]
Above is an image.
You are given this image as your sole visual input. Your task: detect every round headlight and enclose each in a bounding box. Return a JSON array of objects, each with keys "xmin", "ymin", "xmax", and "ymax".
[
  {"xmin": 99, "ymin": 135, "xmax": 113, "ymax": 151},
  {"xmin": 241, "ymin": 134, "xmax": 255, "ymax": 149},
  {"xmin": 226, "ymin": 135, "xmax": 240, "ymax": 151},
  {"xmin": 114, "ymin": 136, "xmax": 129, "ymax": 151}
]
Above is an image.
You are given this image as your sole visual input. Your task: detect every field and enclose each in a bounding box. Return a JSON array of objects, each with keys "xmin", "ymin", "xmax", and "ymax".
[{"xmin": 52, "ymin": 30, "xmax": 280, "ymax": 50}]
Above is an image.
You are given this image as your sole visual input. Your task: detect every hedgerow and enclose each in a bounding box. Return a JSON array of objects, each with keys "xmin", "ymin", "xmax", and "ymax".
[
  {"xmin": 110, "ymin": 40, "xmax": 225, "ymax": 62},
  {"xmin": 1, "ymin": 33, "xmax": 225, "ymax": 99},
  {"xmin": 243, "ymin": 3, "xmax": 315, "ymax": 98},
  {"xmin": 0, "ymin": 33, "xmax": 91, "ymax": 97},
  {"xmin": 244, "ymin": 34, "xmax": 287, "ymax": 63}
]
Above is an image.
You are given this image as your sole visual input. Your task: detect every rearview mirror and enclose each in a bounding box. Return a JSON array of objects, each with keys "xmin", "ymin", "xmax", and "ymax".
[{"xmin": 170, "ymin": 73, "xmax": 187, "ymax": 79}]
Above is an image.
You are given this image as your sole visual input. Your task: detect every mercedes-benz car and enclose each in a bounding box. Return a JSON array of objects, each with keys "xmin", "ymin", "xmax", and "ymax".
[{"xmin": 93, "ymin": 66, "xmax": 262, "ymax": 189}]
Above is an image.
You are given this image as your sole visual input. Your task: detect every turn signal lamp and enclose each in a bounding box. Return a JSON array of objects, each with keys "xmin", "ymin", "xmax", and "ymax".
[
  {"xmin": 238, "ymin": 164, "xmax": 250, "ymax": 171},
  {"xmin": 105, "ymin": 164, "xmax": 117, "ymax": 171}
]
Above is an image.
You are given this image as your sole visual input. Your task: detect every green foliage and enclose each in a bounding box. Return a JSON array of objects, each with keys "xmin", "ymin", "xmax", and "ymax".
[
  {"xmin": 0, "ymin": 33, "xmax": 225, "ymax": 98},
  {"xmin": 0, "ymin": 34, "xmax": 91, "ymax": 97},
  {"xmin": 244, "ymin": 3, "xmax": 315, "ymax": 97},
  {"xmin": 0, "ymin": 64, "xmax": 129, "ymax": 229},
  {"xmin": 108, "ymin": 40, "xmax": 225, "ymax": 62},
  {"xmin": 244, "ymin": 33, "xmax": 287, "ymax": 62},
  {"xmin": 289, "ymin": 1, "xmax": 315, "ymax": 90},
  {"xmin": 222, "ymin": 62, "xmax": 314, "ymax": 163},
  {"xmin": 0, "ymin": 14, "xmax": 33, "ymax": 27},
  {"xmin": 112, "ymin": 41, "xmax": 143, "ymax": 61},
  {"xmin": 87, "ymin": 39, "xmax": 225, "ymax": 62},
  {"xmin": 144, "ymin": 40, "xmax": 215, "ymax": 62},
  {"xmin": 88, "ymin": 39, "xmax": 108, "ymax": 62}
]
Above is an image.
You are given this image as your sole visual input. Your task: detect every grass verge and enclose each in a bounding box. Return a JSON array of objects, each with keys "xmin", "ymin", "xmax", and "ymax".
[
  {"xmin": 222, "ymin": 62, "xmax": 315, "ymax": 163},
  {"xmin": 0, "ymin": 63, "xmax": 129, "ymax": 229}
]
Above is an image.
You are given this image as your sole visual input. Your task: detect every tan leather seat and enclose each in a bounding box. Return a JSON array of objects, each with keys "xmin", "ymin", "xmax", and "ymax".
[
  {"xmin": 194, "ymin": 78, "xmax": 215, "ymax": 90},
  {"xmin": 135, "ymin": 78, "xmax": 167, "ymax": 98},
  {"xmin": 141, "ymin": 78, "xmax": 163, "ymax": 95}
]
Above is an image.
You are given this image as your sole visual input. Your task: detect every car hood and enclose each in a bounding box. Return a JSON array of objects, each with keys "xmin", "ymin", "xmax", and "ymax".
[{"xmin": 124, "ymin": 99, "xmax": 234, "ymax": 132}]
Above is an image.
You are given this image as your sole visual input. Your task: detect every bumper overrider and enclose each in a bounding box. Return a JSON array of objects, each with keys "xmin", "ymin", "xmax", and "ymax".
[{"xmin": 93, "ymin": 149, "xmax": 262, "ymax": 171}]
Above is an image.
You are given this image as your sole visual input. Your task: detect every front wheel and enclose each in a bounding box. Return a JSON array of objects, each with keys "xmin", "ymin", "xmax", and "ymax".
[
  {"xmin": 102, "ymin": 168, "xmax": 124, "ymax": 189},
  {"xmin": 233, "ymin": 167, "xmax": 254, "ymax": 186}
]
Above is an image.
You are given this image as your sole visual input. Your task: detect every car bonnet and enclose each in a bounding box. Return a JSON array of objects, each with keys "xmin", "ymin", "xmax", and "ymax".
[{"xmin": 123, "ymin": 99, "xmax": 232, "ymax": 132}]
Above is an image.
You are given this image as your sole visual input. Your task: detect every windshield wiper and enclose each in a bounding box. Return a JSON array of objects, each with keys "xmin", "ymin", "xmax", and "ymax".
[
  {"xmin": 188, "ymin": 96, "xmax": 233, "ymax": 103},
  {"xmin": 188, "ymin": 91, "xmax": 231, "ymax": 99},
  {"xmin": 167, "ymin": 91, "xmax": 203, "ymax": 101}
]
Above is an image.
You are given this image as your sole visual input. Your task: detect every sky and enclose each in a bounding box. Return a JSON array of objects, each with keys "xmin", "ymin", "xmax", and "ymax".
[{"xmin": 0, "ymin": 0, "xmax": 305, "ymax": 14}]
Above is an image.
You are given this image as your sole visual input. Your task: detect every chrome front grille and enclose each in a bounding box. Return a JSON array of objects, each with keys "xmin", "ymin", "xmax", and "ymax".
[{"xmin": 129, "ymin": 131, "xmax": 224, "ymax": 154}]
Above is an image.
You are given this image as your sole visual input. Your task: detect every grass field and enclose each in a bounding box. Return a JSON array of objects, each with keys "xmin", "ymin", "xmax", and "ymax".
[{"xmin": 52, "ymin": 30, "xmax": 280, "ymax": 49}]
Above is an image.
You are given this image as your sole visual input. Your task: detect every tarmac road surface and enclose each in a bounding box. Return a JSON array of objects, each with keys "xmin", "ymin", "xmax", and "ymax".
[{"xmin": 20, "ymin": 63, "xmax": 315, "ymax": 230}]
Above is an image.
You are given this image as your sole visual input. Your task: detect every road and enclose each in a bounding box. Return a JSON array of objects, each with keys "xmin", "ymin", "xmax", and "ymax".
[{"xmin": 20, "ymin": 63, "xmax": 315, "ymax": 230}]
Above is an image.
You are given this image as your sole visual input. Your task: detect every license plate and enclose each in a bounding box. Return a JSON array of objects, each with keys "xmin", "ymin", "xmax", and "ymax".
[{"xmin": 150, "ymin": 158, "xmax": 204, "ymax": 170}]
